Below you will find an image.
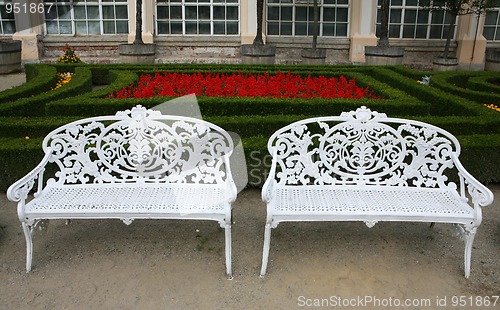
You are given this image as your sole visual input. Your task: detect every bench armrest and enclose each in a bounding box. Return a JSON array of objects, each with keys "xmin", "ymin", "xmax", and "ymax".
[
  {"xmin": 262, "ymin": 149, "xmax": 278, "ymax": 203},
  {"xmin": 7, "ymin": 150, "xmax": 52, "ymax": 203},
  {"xmin": 452, "ymin": 153, "xmax": 494, "ymax": 208}
]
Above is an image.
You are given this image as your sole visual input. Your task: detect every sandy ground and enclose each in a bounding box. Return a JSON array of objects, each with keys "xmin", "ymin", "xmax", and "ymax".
[
  {"xmin": 0, "ymin": 73, "xmax": 499, "ymax": 309},
  {"xmin": 0, "ymin": 186, "xmax": 499, "ymax": 310}
]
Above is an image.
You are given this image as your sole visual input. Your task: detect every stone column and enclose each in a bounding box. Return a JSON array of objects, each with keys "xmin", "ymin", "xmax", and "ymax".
[
  {"xmin": 143, "ymin": 0, "xmax": 154, "ymax": 43},
  {"xmin": 456, "ymin": 13, "xmax": 487, "ymax": 70},
  {"xmin": 127, "ymin": 0, "xmax": 154, "ymax": 44},
  {"xmin": 349, "ymin": 0, "xmax": 378, "ymax": 64},
  {"xmin": 240, "ymin": 0, "xmax": 257, "ymax": 44},
  {"xmin": 12, "ymin": 0, "xmax": 43, "ymax": 63}
]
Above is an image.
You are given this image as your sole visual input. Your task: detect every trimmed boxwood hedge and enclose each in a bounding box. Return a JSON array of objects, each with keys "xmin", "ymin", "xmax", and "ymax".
[
  {"xmin": 0, "ymin": 63, "xmax": 499, "ymax": 191},
  {"xmin": 0, "ymin": 66, "xmax": 92, "ymax": 117}
]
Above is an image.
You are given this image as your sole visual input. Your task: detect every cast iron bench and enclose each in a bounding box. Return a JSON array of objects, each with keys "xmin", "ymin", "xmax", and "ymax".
[
  {"xmin": 7, "ymin": 105, "xmax": 237, "ymax": 278},
  {"xmin": 260, "ymin": 106, "xmax": 494, "ymax": 278}
]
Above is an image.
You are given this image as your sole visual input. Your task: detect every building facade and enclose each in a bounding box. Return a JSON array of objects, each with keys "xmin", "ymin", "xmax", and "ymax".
[{"xmin": 2, "ymin": 0, "xmax": 500, "ymax": 69}]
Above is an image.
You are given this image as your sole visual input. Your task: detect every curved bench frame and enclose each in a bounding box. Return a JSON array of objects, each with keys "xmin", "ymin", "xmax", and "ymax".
[{"xmin": 260, "ymin": 106, "xmax": 494, "ymax": 278}]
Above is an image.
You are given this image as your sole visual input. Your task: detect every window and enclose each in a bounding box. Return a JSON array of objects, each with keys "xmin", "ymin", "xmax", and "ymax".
[
  {"xmin": 484, "ymin": 7, "xmax": 500, "ymax": 41},
  {"xmin": 156, "ymin": 0, "xmax": 239, "ymax": 35},
  {"xmin": 266, "ymin": 0, "xmax": 349, "ymax": 37},
  {"xmin": 376, "ymin": 0, "xmax": 456, "ymax": 40},
  {"xmin": 44, "ymin": 0, "xmax": 129, "ymax": 35},
  {"xmin": 0, "ymin": 0, "xmax": 16, "ymax": 35}
]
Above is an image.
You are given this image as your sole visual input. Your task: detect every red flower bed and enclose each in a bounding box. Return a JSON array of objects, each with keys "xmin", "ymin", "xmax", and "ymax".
[{"xmin": 107, "ymin": 72, "xmax": 379, "ymax": 99}]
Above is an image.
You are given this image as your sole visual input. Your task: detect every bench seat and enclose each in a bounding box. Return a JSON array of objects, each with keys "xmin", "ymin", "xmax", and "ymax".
[
  {"xmin": 24, "ymin": 184, "xmax": 231, "ymax": 218},
  {"xmin": 270, "ymin": 186, "xmax": 473, "ymax": 221}
]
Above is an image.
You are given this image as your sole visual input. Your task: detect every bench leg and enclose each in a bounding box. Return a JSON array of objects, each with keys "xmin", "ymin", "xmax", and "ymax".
[
  {"xmin": 464, "ymin": 227, "xmax": 477, "ymax": 278},
  {"xmin": 260, "ymin": 223, "xmax": 272, "ymax": 277},
  {"xmin": 22, "ymin": 222, "xmax": 34, "ymax": 272},
  {"xmin": 225, "ymin": 222, "xmax": 232, "ymax": 280}
]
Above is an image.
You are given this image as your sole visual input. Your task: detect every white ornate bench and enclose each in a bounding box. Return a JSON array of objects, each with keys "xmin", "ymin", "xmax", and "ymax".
[
  {"xmin": 7, "ymin": 105, "xmax": 237, "ymax": 278},
  {"xmin": 260, "ymin": 106, "xmax": 494, "ymax": 278}
]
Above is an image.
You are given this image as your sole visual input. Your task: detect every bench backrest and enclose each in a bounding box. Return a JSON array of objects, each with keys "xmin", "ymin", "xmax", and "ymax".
[
  {"xmin": 268, "ymin": 106, "xmax": 460, "ymax": 188},
  {"xmin": 43, "ymin": 105, "xmax": 234, "ymax": 185}
]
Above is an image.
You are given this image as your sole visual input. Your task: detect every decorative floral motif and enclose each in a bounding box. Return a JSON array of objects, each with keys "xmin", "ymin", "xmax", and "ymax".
[
  {"xmin": 46, "ymin": 106, "xmax": 233, "ymax": 185},
  {"xmin": 271, "ymin": 106, "xmax": 456, "ymax": 187}
]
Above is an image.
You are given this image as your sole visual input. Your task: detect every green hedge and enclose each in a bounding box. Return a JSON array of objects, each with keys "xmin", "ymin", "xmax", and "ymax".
[
  {"xmin": 0, "ymin": 64, "xmax": 57, "ymax": 105},
  {"xmin": 0, "ymin": 64, "xmax": 499, "ymax": 191},
  {"xmin": 0, "ymin": 66, "xmax": 92, "ymax": 117}
]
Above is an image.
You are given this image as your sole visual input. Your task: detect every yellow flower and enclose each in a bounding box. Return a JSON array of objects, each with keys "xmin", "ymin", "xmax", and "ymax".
[
  {"xmin": 484, "ymin": 104, "xmax": 500, "ymax": 112},
  {"xmin": 25, "ymin": 136, "xmax": 30, "ymax": 140}
]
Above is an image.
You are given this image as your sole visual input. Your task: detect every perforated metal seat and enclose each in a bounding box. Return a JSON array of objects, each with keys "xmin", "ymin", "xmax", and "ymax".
[
  {"xmin": 272, "ymin": 186, "xmax": 473, "ymax": 219},
  {"xmin": 26, "ymin": 185, "xmax": 230, "ymax": 216}
]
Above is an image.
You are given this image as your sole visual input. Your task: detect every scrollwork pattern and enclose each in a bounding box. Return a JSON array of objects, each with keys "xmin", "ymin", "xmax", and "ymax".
[
  {"xmin": 272, "ymin": 106, "xmax": 456, "ymax": 187},
  {"xmin": 45, "ymin": 106, "xmax": 232, "ymax": 185}
]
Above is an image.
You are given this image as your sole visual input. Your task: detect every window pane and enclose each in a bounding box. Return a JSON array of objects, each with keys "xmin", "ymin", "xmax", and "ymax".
[
  {"xmin": 88, "ymin": 21, "xmax": 100, "ymax": 34},
  {"xmin": 429, "ymin": 25, "xmax": 442, "ymax": 38},
  {"xmin": 171, "ymin": 6, "xmax": 182, "ymax": 19},
  {"xmin": 171, "ymin": 22, "xmax": 182, "ymax": 34},
  {"xmin": 214, "ymin": 21, "xmax": 225, "ymax": 34},
  {"xmin": 199, "ymin": 6, "xmax": 210, "ymax": 20},
  {"xmin": 336, "ymin": 23, "xmax": 347, "ymax": 36},
  {"xmin": 281, "ymin": 22, "xmax": 292, "ymax": 35},
  {"xmin": 483, "ymin": 27, "xmax": 494, "ymax": 40},
  {"xmin": 199, "ymin": 22, "xmax": 210, "ymax": 34},
  {"xmin": 75, "ymin": 21, "xmax": 88, "ymax": 34},
  {"xmin": 403, "ymin": 25, "xmax": 415, "ymax": 38},
  {"xmin": 186, "ymin": 22, "xmax": 197, "ymax": 34},
  {"xmin": 281, "ymin": 7, "xmax": 292, "ymax": 21},
  {"xmin": 157, "ymin": 22, "xmax": 170, "ymax": 34},
  {"xmin": 404, "ymin": 9, "xmax": 416, "ymax": 23},
  {"xmin": 415, "ymin": 25, "xmax": 427, "ymax": 38},
  {"xmin": 214, "ymin": 6, "xmax": 225, "ymax": 19},
  {"xmin": 485, "ymin": 11, "xmax": 498, "ymax": 25},
  {"xmin": 268, "ymin": 22, "xmax": 279, "ymax": 35},
  {"xmin": 116, "ymin": 21, "xmax": 128, "ymax": 33},
  {"xmin": 323, "ymin": 23, "xmax": 334, "ymax": 36},
  {"xmin": 295, "ymin": 22, "xmax": 307, "ymax": 35},
  {"xmin": 337, "ymin": 8, "xmax": 348, "ymax": 22},
  {"xmin": 59, "ymin": 21, "xmax": 72, "ymax": 34},
  {"xmin": 157, "ymin": 6, "xmax": 169, "ymax": 19},
  {"xmin": 227, "ymin": 22, "xmax": 238, "ymax": 34},
  {"xmin": 186, "ymin": 7, "xmax": 197, "ymax": 19},
  {"xmin": 323, "ymin": 8, "xmax": 335, "ymax": 21},
  {"xmin": 389, "ymin": 25, "xmax": 400, "ymax": 37},
  {"xmin": 2, "ymin": 21, "xmax": 14, "ymax": 34},
  {"xmin": 103, "ymin": 21, "xmax": 115, "ymax": 34},
  {"xmin": 390, "ymin": 9, "xmax": 402, "ymax": 23},
  {"xmin": 268, "ymin": 7, "xmax": 279, "ymax": 20},
  {"xmin": 58, "ymin": 6, "xmax": 72, "ymax": 19},
  {"xmin": 102, "ymin": 6, "xmax": 115, "ymax": 19},
  {"xmin": 87, "ymin": 6, "xmax": 99, "ymax": 19},
  {"xmin": 46, "ymin": 21, "xmax": 59, "ymax": 34},
  {"xmin": 227, "ymin": 6, "xmax": 238, "ymax": 19},
  {"xmin": 74, "ymin": 7, "xmax": 86, "ymax": 19},
  {"xmin": 417, "ymin": 10, "xmax": 428, "ymax": 24},
  {"xmin": 115, "ymin": 6, "xmax": 127, "ymax": 19},
  {"xmin": 296, "ymin": 7, "xmax": 307, "ymax": 21}
]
